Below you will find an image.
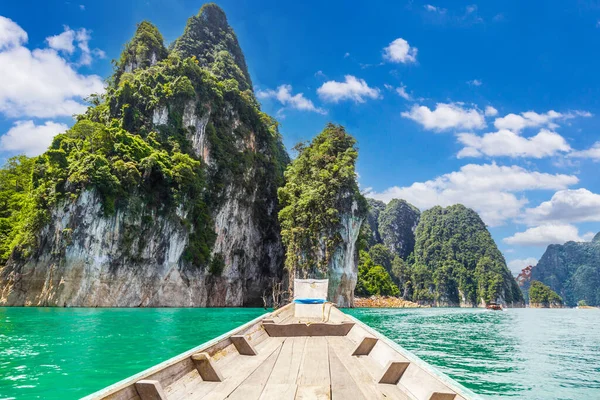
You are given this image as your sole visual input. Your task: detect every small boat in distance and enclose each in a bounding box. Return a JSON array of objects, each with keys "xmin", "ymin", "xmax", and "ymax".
[
  {"xmin": 83, "ymin": 280, "xmax": 481, "ymax": 400},
  {"xmin": 486, "ymin": 303, "xmax": 503, "ymax": 311}
]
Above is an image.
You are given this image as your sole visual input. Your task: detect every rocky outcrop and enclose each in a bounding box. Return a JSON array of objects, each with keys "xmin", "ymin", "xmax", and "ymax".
[
  {"xmin": 0, "ymin": 4, "xmax": 288, "ymax": 307},
  {"xmin": 378, "ymin": 199, "xmax": 420, "ymax": 259},
  {"xmin": 327, "ymin": 200, "xmax": 364, "ymax": 305},
  {"xmin": 530, "ymin": 234, "xmax": 600, "ymax": 307}
]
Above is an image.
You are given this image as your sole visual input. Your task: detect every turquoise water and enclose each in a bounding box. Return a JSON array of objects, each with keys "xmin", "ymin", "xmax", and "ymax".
[{"xmin": 0, "ymin": 308, "xmax": 599, "ymax": 399}]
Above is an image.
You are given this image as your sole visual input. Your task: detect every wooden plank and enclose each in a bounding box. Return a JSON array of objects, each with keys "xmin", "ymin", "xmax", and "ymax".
[
  {"xmin": 326, "ymin": 336, "xmax": 408, "ymax": 400},
  {"xmin": 263, "ymin": 322, "xmax": 354, "ymax": 337},
  {"xmin": 295, "ymin": 385, "xmax": 330, "ymax": 399},
  {"xmin": 267, "ymin": 337, "xmax": 307, "ymax": 385},
  {"xmin": 260, "ymin": 384, "xmax": 297, "ymax": 400},
  {"xmin": 231, "ymin": 335, "xmax": 258, "ymax": 356},
  {"xmin": 197, "ymin": 337, "xmax": 285, "ymax": 400},
  {"xmin": 352, "ymin": 337, "xmax": 378, "ymax": 356},
  {"xmin": 226, "ymin": 345, "xmax": 282, "ymax": 400},
  {"xmin": 191, "ymin": 353, "xmax": 223, "ymax": 382},
  {"xmin": 329, "ymin": 346, "xmax": 366, "ymax": 400},
  {"xmin": 298, "ymin": 337, "xmax": 330, "ymax": 387},
  {"xmin": 134, "ymin": 380, "xmax": 166, "ymax": 400}
]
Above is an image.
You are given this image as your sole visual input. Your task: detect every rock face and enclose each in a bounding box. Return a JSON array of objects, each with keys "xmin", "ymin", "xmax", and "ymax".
[
  {"xmin": 363, "ymin": 198, "xmax": 385, "ymax": 247},
  {"xmin": 0, "ymin": 4, "xmax": 288, "ymax": 307},
  {"xmin": 327, "ymin": 200, "xmax": 364, "ymax": 305},
  {"xmin": 530, "ymin": 234, "xmax": 600, "ymax": 307},
  {"xmin": 378, "ymin": 199, "xmax": 420, "ymax": 259}
]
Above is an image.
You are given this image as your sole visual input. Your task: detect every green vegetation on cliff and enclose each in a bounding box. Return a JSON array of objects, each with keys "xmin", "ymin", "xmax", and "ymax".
[
  {"xmin": 379, "ymin": 199, "xmax": 420, "ymax": 259},
  {"xmin": 0, "ymin": 5, "xmax": 287, "ymax": 273},
  {"xmin": 355, "ymin": 250, "xmax": 399, "ymax": 297},
  {"xmin": 529, "ymin": 280, "xmax": 563, "ymax": 307},
  {"xmin": 278, "ymin": 124, "xmax": 366, "ymax": 278},
  {"xmin": 411, "ymin": 205, "xmax": 523, "ymax": 305},
  {"xmin": 531, "ymin": 235, "xmax": 600, "ymax": 306},
  {"xmin": 357, "ymin": 200, "xmax": 523, "ymax": 306}
]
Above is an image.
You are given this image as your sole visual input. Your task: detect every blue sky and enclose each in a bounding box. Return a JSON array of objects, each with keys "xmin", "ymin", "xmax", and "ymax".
[{"xmin": 1, "ymin": 0, "xmax": 600, "ymax": 274}]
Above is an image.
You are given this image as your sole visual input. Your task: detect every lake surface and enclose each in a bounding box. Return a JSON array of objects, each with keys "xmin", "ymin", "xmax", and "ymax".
[{"xmin": 0, "ymin": 307, "xmax": 598, "ymax": 399}]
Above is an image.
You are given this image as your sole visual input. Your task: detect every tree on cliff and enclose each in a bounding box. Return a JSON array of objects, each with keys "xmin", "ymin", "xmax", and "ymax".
[
  {"xmin": 278, "ymin": 123, "xmax": 367, "ymax": 281},
  {"xmin": 529, "ymin": 280, "xmax": 563, "ymax": 307}
]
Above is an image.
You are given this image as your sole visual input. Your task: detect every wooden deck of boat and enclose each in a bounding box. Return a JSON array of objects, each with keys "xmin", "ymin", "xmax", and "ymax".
[
  {"xmin": 86, "ymin": 303, "xmax": 475, "ymax": 400},
  {"xmin": 163, "ymin": 334, "xmax": 409, "ymax": 400}
]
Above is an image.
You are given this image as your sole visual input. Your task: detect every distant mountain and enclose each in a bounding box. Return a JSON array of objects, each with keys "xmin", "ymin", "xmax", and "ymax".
[
  {"xmin": 359, "ymin": 200, "xmax": 523, "ymax": 307},
  {"xmin": 528, "ymin": 234, "xmax": 600, "ymax": 307}
]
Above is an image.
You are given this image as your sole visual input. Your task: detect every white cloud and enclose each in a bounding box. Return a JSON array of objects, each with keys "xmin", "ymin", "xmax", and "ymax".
[
  {"xmin": 570, "ymin": 142, "xmax": 600, "ymax": 160},
  {"xmin": 467, "ymin": 79, "xmax": 482, "ymax": 86},
  {"xmin": 0, "ymin": 17, "xmax": 105, "ymax": 118},
  {"xmin": 0, "ymin": 120, "xmax": 68, "ymax": 156},
  {"xmin": 0, "ymin": 16, "xmax": 27, "ymax": 50},
  {"xmin": 365, "ymin": 163, "xmax": 578, "ymax": 227},
  {"xmin": 456, "ymin": 129, "xmax": 571, "ymax": 159},
  {"xmin": 424, "ymin": 4, "xmax": 446, "ymax": 13},
  {"xmin": 484, "ymin": 106, "xmax": 498, "ymax": 117},
  {"xmin": 401, "ymin": 102, "xmax": 486, "ymax": 131},
  {"xmin": 522, "ymin": 188, "xmax": 600, "ymax": 225},
  {"xmin": 317, "ymin": 75, "xmax": 380, "ymax": 103},
  {"xmin": 383, "ymin": 38, "xmax": 417, "ymax": 64},
  {"xmin": 46, "ymin": 26, "xmax": 104, "ymax": 66},
  {"xmin": 257, "ymin": 84, "xmax": 325, "ymax": 114},
  {"xmin": 493, "ymin": 110, "xmax": 591, "ymax": 133},
  {"xmin": 504, "ymin": 224, "xmax": 595, "ymax": 247},
  {"xmin": 46, "ymin": 27, "xmax": 76, "ymax": 53},
  {"xmin": 466, "ymin": 4, "xmax": 477, "ymax": 13},
  {"xmin": 507, "ymin": 257, "xmax": 538, "ymax": 275},
  {"xmin": 396, "ymin": 85, "xmax": 411, "ymax": 100}
]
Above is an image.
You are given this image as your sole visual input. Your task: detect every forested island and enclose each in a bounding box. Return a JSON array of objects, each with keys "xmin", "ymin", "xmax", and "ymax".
[{"xmin": 0, "ymin": 3, "xmax": 596, "ymax": 309}]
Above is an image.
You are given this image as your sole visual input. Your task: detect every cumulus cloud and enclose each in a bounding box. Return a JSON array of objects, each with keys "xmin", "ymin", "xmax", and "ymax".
[
  {"xmin": 0, "ymin": 16, "xmax": 105, "ymax": 118},
  {"xmin": 401, "ymin": 102, "xmax": 486, "ymax": 131},
  {"xmin": 365, "ymin": 163, "xmax": 578, "ymax": 227},
  {"xmin": 484, "ymin": 106, "xmax": 498, "ymax": 117},
  {"xmin": 0, "ymin": 120, "xmax": 68, "ymax": 156},
  {"xmin": 467, "ymin": 79, "xmax": 482, "ymax": 86},
  {"xmin": 317, "ymin": 75, "xmax": 380, "ymax": 103},
  {"xmin": 456, "ymin": 129, "xmax": 571, "ymax": 159},
  {"xmin": 257, "ymin": 84, "xmax": 325, "ymax": 114},
  {"xmin": 493, "ymin": 110, "xmax": 591, "ymax": 132},
  {"xmin": 383, "ymin": 38, "xmax": 417, "ymax": 63},
  {"xmin": 570, "ymin": 142, "xmax": 600, "ymax": 160},
  {"xmin": 521, "ymin": 189, "xmax": 600, "ymax": 225},
  {"xmin": 504, "ymin": 224, "xmax": 595, "ymax": 246},
  {"xmin": 0, "ymin": 16, "xmax": 27, "ymax": 50},
  {"xmin": 507, "ymin": 257, "xmax": 538, "ymax": 275}
]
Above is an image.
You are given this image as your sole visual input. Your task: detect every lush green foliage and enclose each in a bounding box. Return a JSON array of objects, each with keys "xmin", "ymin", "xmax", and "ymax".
[
  {"xmin": 355, "ymin": 250, "xmax": 400, "ymax": 297},
  {"xmin": 378, "ymin": 199, "xmax": 420, "ymax": 259},
  {"xmin": 360, "ymin": 198, "xmax": 385, "ymax": 249},
  {"xmin": 171, "ymin": 3, "xmax": 252, "ymax": 91},
  {"xmin": 113, "ymin": 21, "xmax": 169, "ymax": 84},
  {"xmin": 0, "ymin": 156, "xmax": 34, "ymax": 262},
  {"xmin": 411, "ymin": 205, "xmax": 523, "ymax": 305},
  {"xmin": 529, "ymin": 280, "xmax": 563, "ymax": 306},
  {"xmin": 368, "ymin": 243, "xmax": 393, "ymax": 272},
  {"xmin": 578, "ymin": 300, "xmax": 588, "ymax": 307},
  {"xmin": 278, "ymin": 123, "xmax": 366, "ymax": 278},
  {"xmin": 532, "ymin": 237, "xmax": 600, "ymax": 306}
]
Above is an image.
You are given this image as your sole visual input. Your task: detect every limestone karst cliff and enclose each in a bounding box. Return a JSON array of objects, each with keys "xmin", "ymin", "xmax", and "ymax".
[
  {"xmin": 0, "ymin": 4, "xmax": 289, "ymax": 306},
  {"xmin": 277, "ymin": 124, "xmax": 367, "ymax": 307},
  {"xmin": 527, "ymin": 233, "xmax": 600, "ymax": 307}
]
